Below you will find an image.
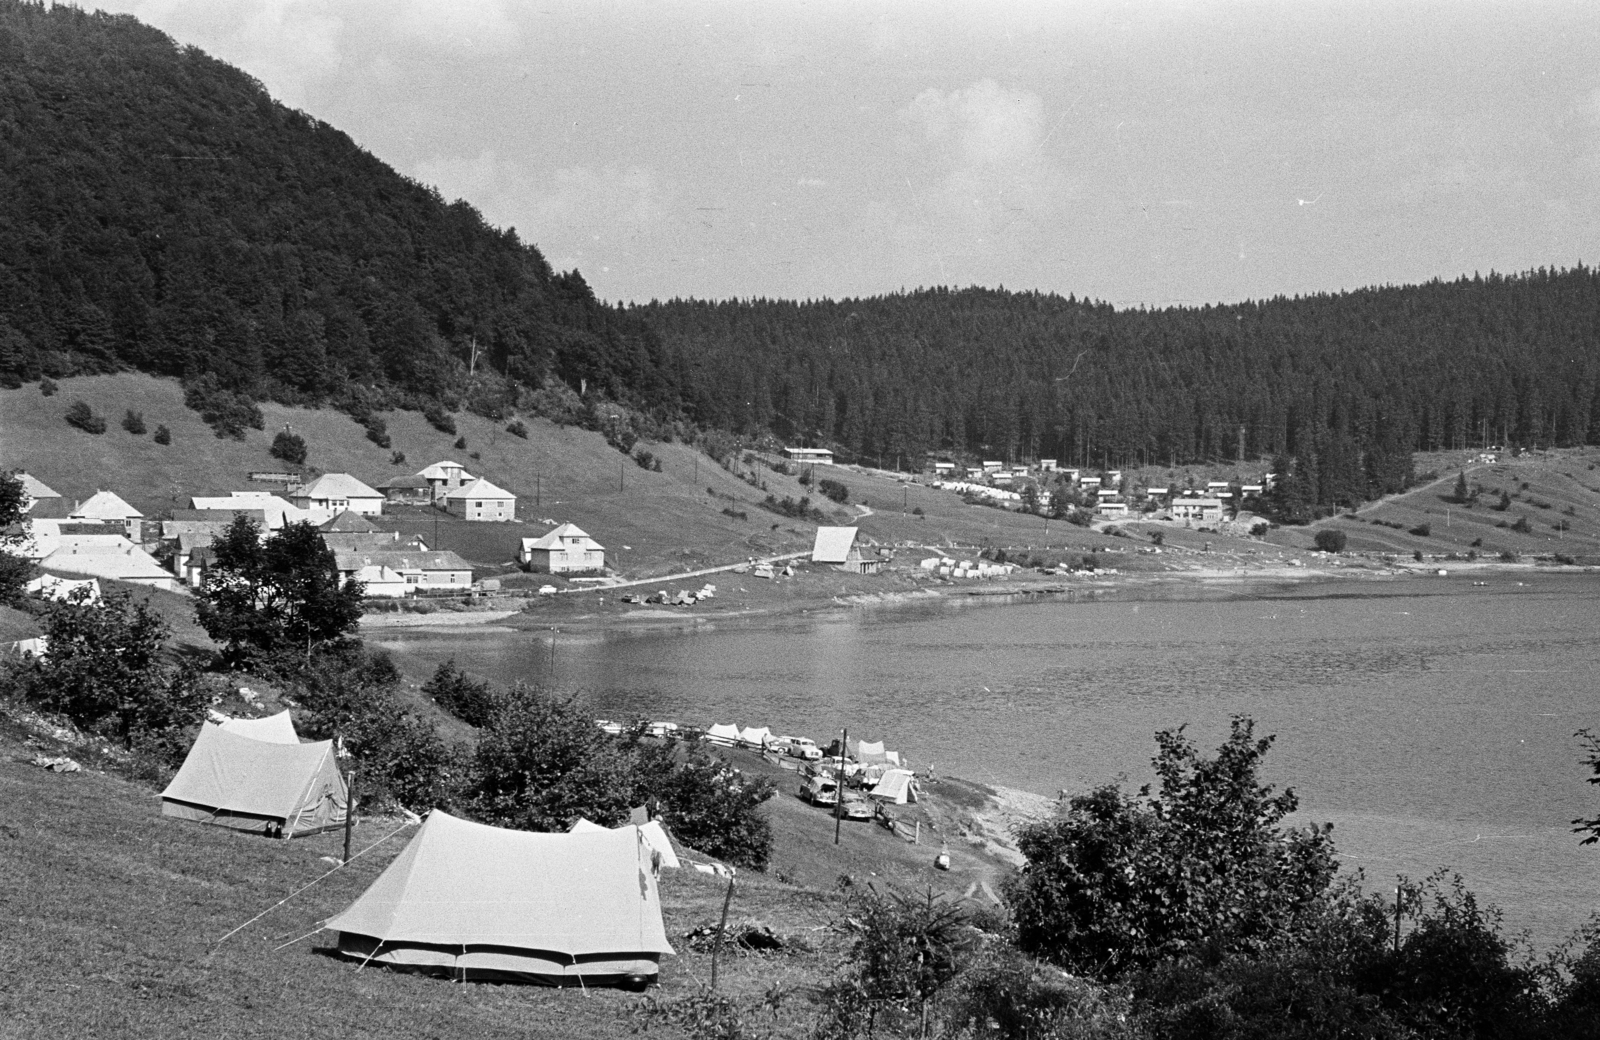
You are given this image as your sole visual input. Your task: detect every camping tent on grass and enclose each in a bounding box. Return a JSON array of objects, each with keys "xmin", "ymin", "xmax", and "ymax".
[
  {"xmin": 704, "ymin": 723, "xmax": 740, "ymax": 746},
  {"xmin": 856, "ymin": 739, "xmax": 903, "ymax": 768},
  {"xmin": 325, "ymin": 811, "xmax": 675, "ymax": 986},
  {"xmin": 869, "ymin": 768, "xmax": 919, "ymax": 805},
  {"xmin": 161, "ymin": 724, "xmax": 346, "ymax": 838},
  {"xmin": 737, "ymin": 725, "xmax": 773, "ymax": 750},
  {"xmin": 217, "ymin": 710, "xmax": 298, "ymax": 744},
  {"xmin": 570, "ymin": 817, "xmax": 682, "ymax": 869}
]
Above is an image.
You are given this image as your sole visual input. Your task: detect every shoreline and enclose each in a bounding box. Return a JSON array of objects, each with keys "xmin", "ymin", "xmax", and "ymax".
[{"xmin": 355, "ymin": 556, "xmax": 1590, "ymax": 634}]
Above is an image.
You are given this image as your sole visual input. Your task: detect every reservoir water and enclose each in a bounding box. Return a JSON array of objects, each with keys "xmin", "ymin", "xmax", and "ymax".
[{"xmin": 376, "ymin": 573, "xmax": 1600, "ymax": 950}]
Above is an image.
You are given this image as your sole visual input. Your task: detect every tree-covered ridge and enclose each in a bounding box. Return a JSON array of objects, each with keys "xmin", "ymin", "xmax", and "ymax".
[
  {"xmin": 640, "ymin": 269, "xmax": 1600, "ymax": 506},
  {"xmin": 0, "ymin": 1, "xmax": 678, "ymax": 415}
]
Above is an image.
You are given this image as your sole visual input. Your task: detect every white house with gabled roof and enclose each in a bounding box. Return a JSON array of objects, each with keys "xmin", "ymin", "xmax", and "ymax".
[
  {"xmin": 520, "ymin": 523, "xmax": 604, "ymax": 573},
  {"xmin": 416, "ymin": 461, "xmax": 474, "ymax": 502},
  {"xmin": 289, "ymin": 473, "xmax": 384, "ymax": 516},
  {"xmin": 70, "ymin": 490, "xmax": 143, "ymax": 539},
  {"xmin": 443, "ymin": 477, "xmax": 516, "ymax": 521}
]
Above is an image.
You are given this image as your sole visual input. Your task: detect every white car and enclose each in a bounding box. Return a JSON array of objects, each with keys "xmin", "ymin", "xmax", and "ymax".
[
  {"xmin": 595, "ymin": 719, "xmax": 623, "ymax": 736},
  {"xmin": 786, "ymin": 737, "xmax": 823, "ymax": 761}
]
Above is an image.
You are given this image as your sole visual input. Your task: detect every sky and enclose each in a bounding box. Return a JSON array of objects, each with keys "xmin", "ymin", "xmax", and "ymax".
[{"xmin": 92, "ymin": 0, "xmax": 1600, "ymax": 308}]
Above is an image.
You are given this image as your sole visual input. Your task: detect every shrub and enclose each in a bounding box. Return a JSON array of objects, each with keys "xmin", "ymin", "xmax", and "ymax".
[
  {"xmin": 453, "ymin": 435, "xmax": 467, "ymax": 450},
  {"xmin": 721, "ymin": 507, "xmax": 748, "ymax": 520},
  {"xmin": 912, "ymin": 506, "xmax": 925, "ymax": 516},
  {"xmin": 364, "ymin": 416, "xmax": 390, "ymax": 448},
  {"xmin": 153, "ymin": 424, "xmax": 171, "ymax": 445},
  {"xmin": 38, "ymin": 377, "xmax": 56, "ymax": 396},
  {"xmin": 1470, "ymin": 537, "xmax": 1483, "ymax": 547},
  {"xmin": 1500, "ymin": 550, "xmax": 1519, "ymax": 562},
  {"xmin": 390, "ymin": 450, "xmax": 406, "ymax": 465},
  {"xmin": 64, "ymin": 400, "xmax": 106, "ymax": 434},
  {"xmin": 424, "ymin": 403, "xmax": 456, "ymax": 434},
  {"xmin": 422, "ymin": 658, "xmax": 502, "ymax": 728},
  {"xmin": 120, "ymin": 409, "xmax": 146, "ymax": 435},
  {"xmin": 269, "ymin": 430, "xmax": 307, "ymax": 465},
  {"xmin": 1409, "ymin": 523, "xmax": 1431, "ymax": 537},
  {"xmin": 182, "ymin": 373, "xmax": 263, "ymax": 439},
  {"xmin": 1314, "ymin": 529, "xmax": 1347, "ymax": 553},
  {"xmin": 506, "ymin": 419, "xmax": 528, "ymax": 439},
  {"xmin": 1511, "ymin": 515, "xmax": 1532, "ymax": 534},
  {"xmin": 1414, "ymin": 550, "xmax": 1424, "ymax": 562},
  {"xmin": 635, "ymin": 450, "xmax": 656, "ymax": 470},
  {"xmin": 817, "ymin": 477, "xmax": 850, "ymax": 504}
]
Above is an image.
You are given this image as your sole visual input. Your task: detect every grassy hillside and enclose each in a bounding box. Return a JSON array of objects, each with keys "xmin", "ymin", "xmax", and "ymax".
[{"xmin": 1, "ymin": 373, "xmax": 1138, "ymax": 577}]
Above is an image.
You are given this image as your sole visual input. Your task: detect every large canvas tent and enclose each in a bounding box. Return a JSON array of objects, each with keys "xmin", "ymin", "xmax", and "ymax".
[
  {"xmin": 704, "ymin": 723, "xmax": 740, "ymax": 746},
  {"xmin": 325, "ymin": 811, "xmax": 675, "ymax": 986},
  {"xmin": 856, "ymin": 739, "xmax": 903, "ymax": 767},
  {"xmin": 161, "ymin": 724, "xmax": 346, "ymax": 838},
  {"xmin": 869, "ymin": 768, "xmax": 919, "ymax": 805},
  {"xmin": 570, "ymin": 817, "xmax": 682, "ymax": 869}
]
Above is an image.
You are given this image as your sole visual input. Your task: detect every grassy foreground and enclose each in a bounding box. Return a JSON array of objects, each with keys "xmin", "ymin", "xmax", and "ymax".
[{"xmin": 0, "ymin": 706, "xmax": 1037, "ymax": 1040}]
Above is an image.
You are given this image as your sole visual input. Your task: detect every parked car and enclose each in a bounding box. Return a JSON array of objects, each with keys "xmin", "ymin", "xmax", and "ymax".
[
  {"xmin": 768, "ymin": 735, "xmax": 797, "ymax": 755},
  {"xmin": 595, "ymin": 719, "xmax": 623, "ymax": 736},
  {"xmin": 800, "ymin": 775, "xmax": 839, "ymax": 807},
  {"xmin": 839, "ymin": 794, "xmax": 875, "ymax": 821},
  {"xmin": 645, "ymin": 721, "xmax": 679, "ymax": 739},
  {"xmin": 786, "ymin": 737, "xmax": 823, "ymax": 761}
]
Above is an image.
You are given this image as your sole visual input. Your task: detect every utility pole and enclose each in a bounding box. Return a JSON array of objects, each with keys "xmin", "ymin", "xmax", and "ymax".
[
  {"xmin": 619, "ymin": 461, "xmax": 625, "ymax": 493},
  {"xmin": 342, "ymin": 769, "xmax": 357, "ymax": 865},
  {"xmin": 834, "ymin": 727, "xmax": 847, "ymax": 845},
  {"xmin": 535, "ymin": 473, "xmax": 541, "ymax": 511}
]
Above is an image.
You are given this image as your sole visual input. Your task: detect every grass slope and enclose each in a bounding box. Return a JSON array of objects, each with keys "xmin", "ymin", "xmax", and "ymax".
[{"xmin": 1, "ymin": 374, "xmax": 1139, "ymax": 576}]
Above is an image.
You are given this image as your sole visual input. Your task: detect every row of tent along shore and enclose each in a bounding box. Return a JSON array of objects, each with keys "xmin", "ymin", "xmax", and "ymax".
[{"xmin": 159, "ymin": 712, "xmax": 674, "ymax": 989}]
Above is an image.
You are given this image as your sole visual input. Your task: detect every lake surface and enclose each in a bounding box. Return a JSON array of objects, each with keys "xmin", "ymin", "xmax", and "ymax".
[{"xmin": 376, "ymin": 573, "xmax": 1600, "ymax": 950}]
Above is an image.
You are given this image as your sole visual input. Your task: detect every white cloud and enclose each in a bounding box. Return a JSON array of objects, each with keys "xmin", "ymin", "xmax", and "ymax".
[
  {"xmin": 100, "ymin": 0, "xmax": 343, "ymax": 108},
  {"xmin": 392, "ymin": 0, "xmax": 520, "ymax": 53},
  {"xmin": 902, "ymin": 78, "xmax": 1046, "ymax": 171}
]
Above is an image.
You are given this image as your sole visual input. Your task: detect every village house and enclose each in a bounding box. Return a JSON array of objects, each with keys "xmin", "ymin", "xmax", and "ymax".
[
  {"xmin": 69, "ymin": 489, "xmax": 143, "ymax": 540},
  {"xmin": 320, "ymin": 530, "xmax": 428, "ymax": 554},
  {"xmin": 289, "ymin": 473, "xmax": 384, "ymax": 516},
  {"xmin": 1096, "ymin": 500, "xmax": 1130, "ymax": 519},
  {"xmin": 40, "ymin": 534, "xmax": 175, "ymax": 590},
  {"xmin": 376, "ymin": 474, "xmax": 434, "ymax": 506},
  {"xmin": 15, "ymin": 472, "xmax": 60, "ymax": 510},
  {"xmin": 1170, "ymin": 498, "xmax": 1224, "ymax": 524},
  {"xmin": 783, "ymin": 447, "xmax": 833, "ymax": 466},
  {"xmin": 333, "ymin": 549, "xmax": 474, "ymax": 590},
  {"xmin": 1038, "ymin": 459, "xmax": 1058, "ymax": 472},
  {"xmin": 932, "ymin": 461, "xmax": 956, "ymax": 475},
  {"xmin": 519, "ymin": 523, "xmax": 605, "ymax": 573},
  {"xmin": 416, "ymin": 461, "xmax": 475, "ymax": 502},
  {"xmin": 811, "ymin": 526, "xmax": 884, "ymax": 574},
  {"xmin": 443, "ymin": 477, "xmax": 516, "ymax": 521},
  {"xmin": 191, "ymin": 493, "xmax": 329, "ymax": 530}
]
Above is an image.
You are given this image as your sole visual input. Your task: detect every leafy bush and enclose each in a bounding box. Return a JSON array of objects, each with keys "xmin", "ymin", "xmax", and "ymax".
[
  {"xmin": 424, "ymin": 403, "xmax": 456, "ymax": 434},
  {"xmin": 1511, "ymin": 515, "xmax": 1532, "ymax": 534},
  {"xmin": 761, "ymin": 494, "xmax": 826, "ymax": 523},
  {"xmin": 817, "ymin": 477, "xmax": 850, "ymax": 504},
  {"xmin": 153, "ymin": 424, "xmax": 171, "ymax": 445},
  {"xmin": 453, "ymin": 435, "xmax": 467, "ymax": 450},
  {"xmin": 38, "ymin": 377, "xmax": 56, "ymax": 396},
  {"xmin": 1314, "ymin": 529, "xmax": 1348, "ymax": 552},
  {"xmin": 1007, "ymin": 716, "xmax": 1338, "ymax": 977},
  {"xmin": 0, "ymin": 591, "xmax": 205, "ymax": 762},
  {"xmin": 364, "ymin": 416, "xmax": 390, "ymax": 448},
  {"xmin": 422, "ymin": 658, "xmax": 501, "ymax": 728},
  {"xmin": 389, "ymin": 450, "xmax": 405, "ymax": 465},
  {"xmin": 912, "ymin": 506, "xmax": 924, "ymax": 516},
  {"xmin": 120, "ymin": 409, "xmax": 146, "ymax": 435},
  {"xmin": 635, "ymin": 449, "xmax": 657, "ymax": 470},
  {"xmin": 1409, "ymin": 523, "xmax": 1431, "ymax": 537},
  {"xmin": 269, "ymin": 430, "xmax": 307, "ymax": 465},
  {"xmin": 183, "ymin": 373, "xmax": 263, "ymax": 439},
  {"xmin": 649, "ymin": 747, "xmax": 776, "ymax": 870},
  {"xmin": 721, "ymin": 507, "xmax": 748, "ymax": 520},
  {"xmin": 64, "ymin": 400, "xmax": 106, "ymax": 434},
  {"xmin": 506, "ymin": 419, "xmax": 528, "ymax": 438}
]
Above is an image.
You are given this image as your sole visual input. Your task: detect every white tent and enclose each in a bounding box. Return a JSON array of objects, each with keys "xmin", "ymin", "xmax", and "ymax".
[
  {"xmin": 325, "ymin": 811, "xmax": 674, "ymax": 986},
  {"xmin": 811, "ymin": 526, "xmax": 859, "ymax": 564},
  {"xmin": 704, "ymin": 723, "xmax": 740, "ymax": 746},
  {"xmin": 855, "ymin": 739, "xmax": 902, "ymax": 767},
  {"xmin": 161, "ymin": 724, "xmax": 346, "ymax": 838},
  {"xmin": 569, "ymin": 818, "xmax": 681, "ymax": 869},
  {"xmin": 737, "ymin": 725, "xmax": 773, "ymax": 749},
  {"xmin": 869, "ymin": 768, "xmax": 919, "ymax": 804},
  {"xmin": 217, "ymin": 710, "xmax": 298, "ymax": 744}
]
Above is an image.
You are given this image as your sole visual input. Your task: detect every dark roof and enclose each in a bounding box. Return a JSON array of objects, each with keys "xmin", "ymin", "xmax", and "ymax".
[
  {"xmin": 377, "ymin": 475, "xmax": 432, "ymax": 490},
  {"xmin": 169, "ymin": 508, "xmax": 267, "ymax": 523},
  {"xmin": 27, "ymin": 499, "xmax": 75, "ymax": 520},
  {"xmin": 319, "ymin": 510, "xmax": 379, "ymax": 533}
]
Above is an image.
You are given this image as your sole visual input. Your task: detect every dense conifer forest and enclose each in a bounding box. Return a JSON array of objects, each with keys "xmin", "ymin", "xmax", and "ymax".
[
  {"xmin": 0, "ymin": 2, "xmax": 680, "ymax": 419},
  {"xmin": 3, "ymin": 1, "xmax": 1600, "ymax": 514}
]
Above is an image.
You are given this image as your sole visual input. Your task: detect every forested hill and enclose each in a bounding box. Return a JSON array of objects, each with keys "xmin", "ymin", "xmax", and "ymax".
[
  {"xmin": 0, "ymin": 2, "xmax": 677, "ymax": 416},
  {"xmin": 638, "ymin": 271, "xmax": 1600, "ymax": 503}
]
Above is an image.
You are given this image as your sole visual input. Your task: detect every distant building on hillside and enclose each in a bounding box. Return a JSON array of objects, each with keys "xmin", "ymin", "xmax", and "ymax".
[
  {"xmin": 1170, "ymin": 498, "xmax": 1223, "ymax": 524},
  {"xmin": 784, "ymin": 447, "xmax": 834, "ymax": 466},
  {"xmin": 443, "ymin": 477, "xmax": 516, "ymax": 521},
  {"xmin": 333, "ymin": 550, "xmax": 473, "ymax": 589},
  {"xmin": 376, "ymin": 474, "xmax": 434, "ymax": 507},
  {"xmin": 520, "ymin": 523, "xmax": 605, "ymax": 574},
  {"xmin": 416, "ymin": 461, "xmax": 474, "ymax": 502},
  {"xmin": 290, "ymin": 474, "xmax": 384, "ymax": 516}
]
